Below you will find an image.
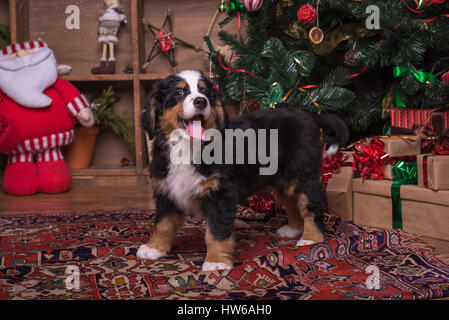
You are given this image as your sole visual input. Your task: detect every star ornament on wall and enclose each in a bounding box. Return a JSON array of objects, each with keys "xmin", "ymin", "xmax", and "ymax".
[{"xmin": 144, "ymin": 12, "xmax": 177, "ymax": 70}]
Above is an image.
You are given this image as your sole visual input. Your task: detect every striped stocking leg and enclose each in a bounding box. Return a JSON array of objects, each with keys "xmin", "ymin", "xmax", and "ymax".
[{"xmin": 36, "ymin": 147, "xmax": 65, "ymax": 163}]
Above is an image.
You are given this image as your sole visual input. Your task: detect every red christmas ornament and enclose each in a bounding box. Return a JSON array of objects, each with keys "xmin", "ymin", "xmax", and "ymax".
[
  {"xmin": 430, "ymin": 0, "xmax": 445, "ymax": 4},
  {"xmin": 344, "ymin": 49, "xmax": 360, "ymax": 67},
  {"xmin": 442, "ymin": 71, "xmax": 449, "ymax": 85},
  {"xmin": 297, "ymin": 4, "xmax": 317, "ymax": 24},
  {"xmin": 242, "ymin": 0, "xmax": 263, "ymax": 12}
]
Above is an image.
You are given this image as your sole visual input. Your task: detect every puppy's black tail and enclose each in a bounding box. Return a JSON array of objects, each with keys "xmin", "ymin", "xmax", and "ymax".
[{"xmin": 314, "ymin": 113, "xmax": 350, "ymax": 156}]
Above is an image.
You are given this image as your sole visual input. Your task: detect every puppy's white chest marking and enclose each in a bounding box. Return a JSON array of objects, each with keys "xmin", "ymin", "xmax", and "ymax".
[{"xmin": 158, "ymin": 161, "xmax": 205, "ymax": 214}]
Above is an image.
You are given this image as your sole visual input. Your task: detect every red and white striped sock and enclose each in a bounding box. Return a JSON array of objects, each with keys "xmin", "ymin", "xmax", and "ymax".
[
  {"xmin": 8, "ymin": 152, "xmax": 34, "ymax": 164},
  {"xmin": 36, "ymin": 147, "xmax": 65, "ymax": 163}
]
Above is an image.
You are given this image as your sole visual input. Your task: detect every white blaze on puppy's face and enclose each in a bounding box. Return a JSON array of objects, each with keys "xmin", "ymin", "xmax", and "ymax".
[{"xmin": 176, "ymin": 70, "xmax": 211, "ymax": 140}]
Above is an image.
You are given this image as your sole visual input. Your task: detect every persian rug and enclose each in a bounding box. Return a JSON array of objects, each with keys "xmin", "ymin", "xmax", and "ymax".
[{"xmin": 1, "ymin": 210, "xmax": 449, "ymax": 300}]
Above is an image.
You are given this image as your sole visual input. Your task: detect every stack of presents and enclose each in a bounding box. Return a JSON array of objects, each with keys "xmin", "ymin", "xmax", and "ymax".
[{"xmin": 326, "ymin": 107, "xmax": 449, "ymax": 242}]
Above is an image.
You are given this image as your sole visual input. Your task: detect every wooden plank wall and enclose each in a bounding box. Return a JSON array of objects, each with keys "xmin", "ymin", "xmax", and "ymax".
[{"xmin": 0, "ymin": 1, "xmax": 9, "ymax": 25}]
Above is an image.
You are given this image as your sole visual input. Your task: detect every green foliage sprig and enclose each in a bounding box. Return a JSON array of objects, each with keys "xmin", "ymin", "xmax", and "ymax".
[
  {"xmin": 90, "ymin": 86, "xmax": 135, "ymax": 151},
  {"xmin": 0, "ymin": 24, "xmax": 10, "ymax": 50}
]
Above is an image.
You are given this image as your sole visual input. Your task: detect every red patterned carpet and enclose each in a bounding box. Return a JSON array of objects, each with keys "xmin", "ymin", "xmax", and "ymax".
[{"xmin": 0, "ymin": 210, "xmax": 449, "ymax": 300}]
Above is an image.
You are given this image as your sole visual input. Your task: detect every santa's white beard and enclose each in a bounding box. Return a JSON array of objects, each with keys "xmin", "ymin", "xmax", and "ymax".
[{"xmin": 0, "ymin": 48, "xmax": 58, "ymax": 108}]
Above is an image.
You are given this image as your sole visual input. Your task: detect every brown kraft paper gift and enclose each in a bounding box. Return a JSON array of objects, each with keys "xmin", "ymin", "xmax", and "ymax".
[
  {"xmin": 417, "ymin": 154, "xmax": 449, "ymax": 191},
  {"xmin": 326, "ymin": 152, "xmax": 354, "ymax": 220},
  {"xmin": 378, "ymin": 136, "xmax": 421, "ymax": 157},
  {"xmin": 378, "ymin": 136, "xmax": 421, "ymax": 180},
  {"xmin": 353, "ymin": 178, "xmax": 449, "ymax": 241}
]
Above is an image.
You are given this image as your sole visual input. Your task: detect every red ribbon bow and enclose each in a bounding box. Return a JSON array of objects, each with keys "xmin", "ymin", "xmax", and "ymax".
[
  {"xmin": 156, "ymin": 29, "xmax": 175, "ymax": 54},
  {"xmin": 321, "ymin": 146, "xmax": 352, "ymax": 185},
  {"xmin": 433, "ymin": 139, "xmax": 449, "ymax": 155},
  {"xmin": 247, "ymin": 191, "xmax": 276, "ymax": 214},
  {"xmin": 353, "ymin": 139, "xmax": 392, "ymax": 181}
]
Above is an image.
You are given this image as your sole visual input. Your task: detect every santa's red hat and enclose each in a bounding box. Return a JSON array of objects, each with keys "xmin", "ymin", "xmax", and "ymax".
[{"xmin": 1, "ymin": 40, "xmax": 48, "ymax": 56}]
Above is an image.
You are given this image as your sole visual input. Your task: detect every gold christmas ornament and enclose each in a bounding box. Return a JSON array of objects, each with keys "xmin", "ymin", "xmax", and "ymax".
[
  {"xmin": 309, "ymin": 27, "xmax": 324, "ymax": 44},
  {"xmin": 307, "ymin": 0, "xmax": 324, "ymax": 44}
]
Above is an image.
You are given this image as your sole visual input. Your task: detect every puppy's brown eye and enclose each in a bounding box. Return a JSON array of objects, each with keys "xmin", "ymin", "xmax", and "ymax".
[{"xmin": 176, "ymin": 89, "xmax": 184, "ymax": 97}]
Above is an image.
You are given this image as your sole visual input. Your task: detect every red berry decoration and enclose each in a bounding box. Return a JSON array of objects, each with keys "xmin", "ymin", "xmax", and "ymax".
[
  {"xmin": 297, "ymin": 4, "xmax": 317, "ymax": 24},
  {"xmin": 344, "ymin": 49, "xmax": 360, "ymax": 67}
]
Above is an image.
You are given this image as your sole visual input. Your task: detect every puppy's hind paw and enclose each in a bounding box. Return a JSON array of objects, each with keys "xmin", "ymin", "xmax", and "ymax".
[
  {"xmin": 276, "ymin": 225, "xmax": 303, "ymax": 238},
  {"xmin": 296, "ymin": 239, "xmax": 316, "ymax": 247},
  {"xmin": 136, "ymin": 245, "xmax": 165, "ymax": 260},
  {"xmin": 202, "ymin": 262, "xmax": 232, "ymax": 271}
]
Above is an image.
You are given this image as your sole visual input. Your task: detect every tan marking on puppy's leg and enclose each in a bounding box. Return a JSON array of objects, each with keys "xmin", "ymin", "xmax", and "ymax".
[
  {"xmin": 284, "ymin": 180, "xmax": 298, "ymax": 198},
  {"xmin": 203, "ymin": 226, "xmax": 234, "ymax": 271},
  {"xmin": 275, "ymin": 191, "xmax": 304, "ymax": 231},
  {"xmin": 138, "ymin": 214, "xmax": 185, "ymax": 260},
  {"xmin": 199, "ymin": 173, "xmax": 221, "ymax": 197},
  {"xmin": 297, "ymin": 193, "xmax": 324, "ymax": 245}
]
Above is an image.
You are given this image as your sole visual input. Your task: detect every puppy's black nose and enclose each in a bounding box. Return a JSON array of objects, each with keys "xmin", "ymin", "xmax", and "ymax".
[{"xmin": 194, "ymin": 97, "xmax": 208, "ymax": 110}]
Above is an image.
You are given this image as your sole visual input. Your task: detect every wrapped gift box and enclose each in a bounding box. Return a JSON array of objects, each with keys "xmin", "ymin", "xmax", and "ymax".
[
  {"xmin": 417, "ymin": 154, "xmax": 449, "ymax": 191},
  {"xmin": 383, "ymin": 164, "xmax": 394, "ymax": 180},
  {"xmin": 325, "ymin": 152, "xmax": 354, "ymax": 220},
  {"xmin": 378, "ymin": 136, "xmax": 420, "ymax": 180},
  {"xmin": 378, "ymin": 136, "xmax": 421, "ymax": 157},
  {"xmin": 353, "ymin": 137, "xmax": 419, "ymax": 181},
  {"xmin": 391, "ymin": 107, "xmax": 449, "ymax": 132},
  {"xmin": 326, "ymin": 166, "xmax": 354, "ymax": 220},
  {"xmin": 353, "ymin": 178, "xmax": 449, "ymax": 241}
]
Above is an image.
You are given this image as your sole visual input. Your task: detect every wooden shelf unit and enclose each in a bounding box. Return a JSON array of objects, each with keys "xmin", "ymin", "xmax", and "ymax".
[{"xmin": 7, "ymin": 0, "xmax": 172, "ymax": 184}]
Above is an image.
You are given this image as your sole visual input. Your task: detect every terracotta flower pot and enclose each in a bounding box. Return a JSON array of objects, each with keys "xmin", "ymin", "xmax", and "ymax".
[{"xmin": 65, "ymin": 127, "xmax": 100, "ymax": 169}]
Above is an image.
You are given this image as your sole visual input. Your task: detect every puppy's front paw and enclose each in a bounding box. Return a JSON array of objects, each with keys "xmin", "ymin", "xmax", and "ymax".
[
  {"xmin": 296, "ymin": 239, "xmax": 316, "ymax": 247},
  {"xmin": 202, "ymin": 262, "xmax": 232, "ymax": 271},
  {"xmin": 136, "ymin": 244, "xmax": 165, "ymax": 260},
  {"xmin": 276, "ymin": 225, "xmax": 303, "ymax": 238}
]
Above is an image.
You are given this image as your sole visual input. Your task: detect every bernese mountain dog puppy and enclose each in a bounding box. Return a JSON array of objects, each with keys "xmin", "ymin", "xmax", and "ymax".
[{"xmin": 137, "ymin": 69, "xmax": 349, "ymax": 271}]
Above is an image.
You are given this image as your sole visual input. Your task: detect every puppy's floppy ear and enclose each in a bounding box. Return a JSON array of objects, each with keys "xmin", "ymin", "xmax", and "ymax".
[
  {"xmin": 141, "ymin": 97, "xmax": 158, "ymax": 140},
  {"xmin": 214, "ymin": 98, "xmax": 228, "ymax": 130},
  {"xmin": 207, "ymin": 78, "xmax": 228, "ymax": 129},
  {"xmin": 141, "ymin": 78, "xmax": 171, "ymax": 139}
]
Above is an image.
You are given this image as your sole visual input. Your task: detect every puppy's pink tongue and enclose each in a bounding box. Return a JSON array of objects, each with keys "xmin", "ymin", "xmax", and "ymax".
[{"xmin": 187, "ymin": 120, "xmax": 204, "ymax": 140}]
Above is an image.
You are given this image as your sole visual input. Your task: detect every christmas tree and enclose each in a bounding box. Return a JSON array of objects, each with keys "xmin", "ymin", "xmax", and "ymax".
[{"xmin": 204, "ymin": 0, "xmax": 449, "ymax": 138}]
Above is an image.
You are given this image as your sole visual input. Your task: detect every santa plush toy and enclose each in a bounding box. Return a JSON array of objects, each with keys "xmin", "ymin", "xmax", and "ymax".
[{"xmin": 0, "ymin": 40, "xmax": 95, "ymax": 195}]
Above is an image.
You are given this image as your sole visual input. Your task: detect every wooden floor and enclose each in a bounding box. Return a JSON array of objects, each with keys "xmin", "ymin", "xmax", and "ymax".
[
  {"xmin": 0, "ymin": 184, "xmax": 155, "ymax": 215},
  {"xmin": 1, "ymin": 184, "xmax": 448, "ymax": 299}
]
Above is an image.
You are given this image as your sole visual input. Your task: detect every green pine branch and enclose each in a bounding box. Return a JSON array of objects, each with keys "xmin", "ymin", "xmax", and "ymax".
[{"xmin": 90, "ymin": 86, "xmax": 135, "ymax": 151}]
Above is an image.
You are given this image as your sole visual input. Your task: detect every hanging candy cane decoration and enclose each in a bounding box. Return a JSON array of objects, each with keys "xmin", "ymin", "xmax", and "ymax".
[{"xmin": 242, "ymin": 0, "xmax": 263, "ymax": 12}]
